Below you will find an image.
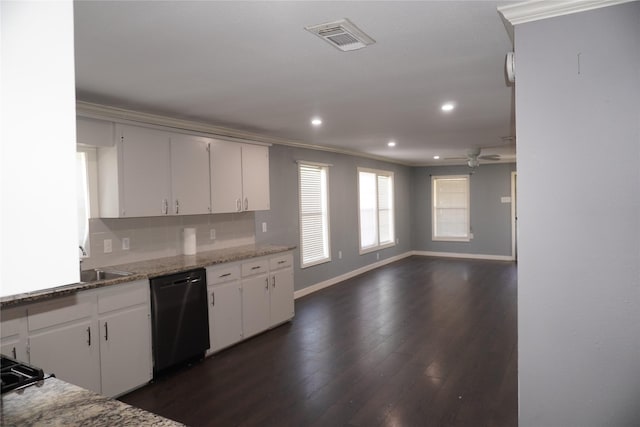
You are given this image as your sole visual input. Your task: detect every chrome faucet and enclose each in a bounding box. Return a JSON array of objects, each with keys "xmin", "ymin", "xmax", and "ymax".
[{"xmin": 79, "ymin": 245, "xmax": 87, "ymax": 257}]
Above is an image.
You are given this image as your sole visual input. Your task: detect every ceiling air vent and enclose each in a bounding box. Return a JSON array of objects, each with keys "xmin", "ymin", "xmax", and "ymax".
[{"xmin": 305, "ymin": 18, "xmax": 375, "ymax": 52}]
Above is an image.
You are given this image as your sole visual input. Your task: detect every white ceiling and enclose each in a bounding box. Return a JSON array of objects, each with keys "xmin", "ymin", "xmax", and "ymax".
[{"xmin": 74, "ymin": 1, "xmax": 519, "ymax": 166}]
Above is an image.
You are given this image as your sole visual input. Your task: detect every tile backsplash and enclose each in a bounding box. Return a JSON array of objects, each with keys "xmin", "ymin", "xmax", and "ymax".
[{"xmin": 82, "ymin": 212, "xmax": 256, "ymax": 269}]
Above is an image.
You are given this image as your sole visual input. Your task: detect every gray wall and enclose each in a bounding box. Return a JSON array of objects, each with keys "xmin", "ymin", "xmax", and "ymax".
[
  {"xmin": 255, "ymin": 144, "xmax": 412, "ymax": 291},
  {"xmin": 515, "ymin": 3, "xmax": 640, "ymax": 426},
  {"xmin": 412, "ymin": 163, "xmax": 516, "ymax": 256}
]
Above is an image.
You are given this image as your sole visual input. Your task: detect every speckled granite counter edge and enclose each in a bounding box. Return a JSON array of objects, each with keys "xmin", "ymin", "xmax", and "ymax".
[
  {"xmin": 0, "ymin": 377, "xmax": 185, "ymax": 426},
  {"xmin": 0, "ymin": 244, "xmax": 295, "ymax": 308}
]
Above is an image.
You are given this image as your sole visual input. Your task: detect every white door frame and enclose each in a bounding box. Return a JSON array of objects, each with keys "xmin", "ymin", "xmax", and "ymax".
[{"xmin": 511, "ymin": 171, "xmax": 518, "ymax": 261}]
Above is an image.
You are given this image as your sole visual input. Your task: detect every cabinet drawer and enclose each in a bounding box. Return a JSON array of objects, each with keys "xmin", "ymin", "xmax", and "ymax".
[
  {"xmin": 207, "ymin": 264, "xmax": 241, "ymax": 285},
  {"xmin": 270, "ymin": 254, "xmax": 293, "ymax": 270},
  {"xmin": 98, "ymin": 280, "xmax": 149, "ymax": 314},
  {"xmin": 27, "ymin": 295, "xmax": 94, "ymax": 332},
  {"xmin": 241, "ymin": 259, "xmax": 269, "ymax": 277}
]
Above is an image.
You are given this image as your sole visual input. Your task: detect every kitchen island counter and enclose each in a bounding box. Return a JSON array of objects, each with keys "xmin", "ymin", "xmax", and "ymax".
[{"xmin": 0, "ymin": 377, "xmax": 184, "ymax": 426}]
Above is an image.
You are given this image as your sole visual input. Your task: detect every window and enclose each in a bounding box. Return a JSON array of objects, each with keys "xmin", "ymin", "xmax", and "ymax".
[
  {"xmin": 358, "ymin": 168, "xmax": 395, "ymax": 253},
  {"xmin": 432, "ymin": 175, "xmax": 471, "ymax": 241},
  {"xmin": 298, "ymin": 162, "xmax": 331, "ymax": 268},
  {"xmin": 76, "ymin": 151, "xmax": 91, "ymax": 255}
]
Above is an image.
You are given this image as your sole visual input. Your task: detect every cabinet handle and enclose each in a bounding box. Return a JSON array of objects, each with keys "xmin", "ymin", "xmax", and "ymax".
[
  {"xmin": 272, "ymin": 276, "xmax": 276, "ymax": 288},
  {"xmin": 162, "ymin": 199, "xmax": 169, "ymax": 215},
  {"xmin": 175, "ymin": 199, "xmax": 180, "ymax": 214},
  {"xmin": 236, "ymin": 199, "xmax": 242, "ymax": 212},
  {"xmin": 251, "ymin": 266, "xmax": 261, "ymax": 270},
  {"xmin": 265, "ymin": 278, "xmax": 269, "ymax": 290},
  {"xmin": 212, "ymin": 291, "xmax": 215, "ymax": 306},
  {"xmin": 219, "ymin": 272, "xmax": 231, "ymax": 278},
  {"xmin": 104, "ymin": 322, "xmax": 109, "ymax": 341},
  {"xmin": 12, "ymin": 347, "xmax": 16, "ymax": 359},
  {"xmin": 244, "ymin": 197, "xmax": 249, "ymax": 211},
  {"xmin": 87, "ymin": 327, "xmax": 91, "ymax": 346},
  {"xmin": 278, "ymin": 260, "xmax": 286, "ymax": 264}
]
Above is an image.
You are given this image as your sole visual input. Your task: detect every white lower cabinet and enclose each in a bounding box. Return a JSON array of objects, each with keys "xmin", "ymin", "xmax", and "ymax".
[
  {"xmin": 241, "ymin": 273, "xmax": 271, "ymax": 339},
  {"xmin": 22, "ymin": 279, "xmax": 152, "ymax": 397},
  {"xmin": 240, "ymin": 253, "xmax": 294, "ymax": 341},
  {"xmin": 204, "ymin": 251, "xmax": 295, "ymax": 356},
  {"xmin": 27, "ymin": 294, "xmax": 101, "ymax": 393},
  {"xmin": 206, "ymin": 264, "xmax": 242, "ymax": 355},
  {"xmin": 1, "ymin": 306, "xmax": 28, "ymax": 362},
  {"xmin": 269, "ymin": 258, "xmax": 295, "ymax": 326},
  {"xmin": 97, "ymin": 280, "xmax": 152, "ymax": 397}
]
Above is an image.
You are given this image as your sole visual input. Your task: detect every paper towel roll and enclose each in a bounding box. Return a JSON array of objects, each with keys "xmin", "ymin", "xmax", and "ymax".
[{"xmin": 183, "ymin": 228, "xmax": 196, "ymax": 255}]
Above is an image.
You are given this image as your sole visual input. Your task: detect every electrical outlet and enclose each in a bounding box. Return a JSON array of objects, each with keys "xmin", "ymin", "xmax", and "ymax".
[
  {"xmin": 338, "ymin": 250, "xmax": 342, "ymax": 259},
  {"xmin": 376, "ymin": 252, "xmax": 380, "ymax": 260},
  {"xmin": 262, "ymin": 222, "xmax": 267, "ymax": 233},
  {"xmin": 104, "ymin": 239, "xmax": 112, "ymax": 253},
  {"xmin": 122, "ymin": 237, "xmax": 130, "ymax": 250},
  {"xmin": 210, "ymin": 229, "xmax": 216, "ymax": 240}
]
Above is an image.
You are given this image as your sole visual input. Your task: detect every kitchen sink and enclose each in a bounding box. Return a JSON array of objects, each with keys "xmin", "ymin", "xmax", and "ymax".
[{"xmin": 80, "ymin": 268, "xmax": 132, "ymax": 283}]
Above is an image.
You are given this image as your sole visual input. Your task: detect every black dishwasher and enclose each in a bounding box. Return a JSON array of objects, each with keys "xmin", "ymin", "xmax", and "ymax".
[{"xmin": 150, "ymin": 268, "xmax": 210, "ymax": 374}]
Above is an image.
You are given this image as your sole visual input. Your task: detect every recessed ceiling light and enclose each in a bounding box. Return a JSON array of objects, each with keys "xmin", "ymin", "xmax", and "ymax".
[
  {"xmin": 441, "ymin": 103, "xmax": 455, "ymax": 112},
  {"xmin": 311, "ymin": 118, "xmax": 322, "ymax": 126},
  {"xmin": 433, "ymin": 155, "xmax": 440, "ymax": 160},
  {"xmin": 387, "ymin": 141, "xmax": 396, "ymax": 147}
]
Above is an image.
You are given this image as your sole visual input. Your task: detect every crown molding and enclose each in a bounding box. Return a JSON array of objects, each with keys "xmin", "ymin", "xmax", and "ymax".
[
  {"xmin": 498, "ymin": 0, "xmax": 635, "ymax": 26},
  {"xmin": 76, "ymin": 101, "xmax": 411, "ymax": 166}
]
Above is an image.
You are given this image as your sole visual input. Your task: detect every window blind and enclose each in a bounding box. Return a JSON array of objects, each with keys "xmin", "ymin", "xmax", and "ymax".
[
  {"xmin": 299, "ymin": 163, "xmax": 330, "ymax": 267},
  {"xmin": 432, "ymin": 175, "xmax": 470, "ymax": 241}
]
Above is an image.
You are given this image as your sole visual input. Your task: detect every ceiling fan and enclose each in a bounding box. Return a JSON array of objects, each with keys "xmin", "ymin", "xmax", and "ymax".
[{"xmin": 445, "ymin": 147, "xmax": 501, "ymax": 168}]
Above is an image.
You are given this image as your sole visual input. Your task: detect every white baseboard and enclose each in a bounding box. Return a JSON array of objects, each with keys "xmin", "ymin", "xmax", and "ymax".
[
  {"xmin": 412, "ymin": 250, "xmax": 515, "ymax": 262},
  {"xmin": 293, "ymin": 251, "xmax": 413, "ymax": 299},
  {"xmin": 293, "ymin": 250, "xmax": 514, "ymax": 299}
]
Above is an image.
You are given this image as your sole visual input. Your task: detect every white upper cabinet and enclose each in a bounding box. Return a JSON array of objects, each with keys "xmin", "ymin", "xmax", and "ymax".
[
  {"xmin": 77, "ymin": 117, "xmax": 114, "ymax": 147},
  {"xmin": 241, "ymin": 143, "xmax": 270, "ymax": 211},
  {"xmin": 210, "ymin": 139, "xmax": 270, "ymax": 213},
  {"xmin": 209, "ymin": 139, "xmax": 243, "ymax": 213},
  {"xmin": 98, "ymin": 124, "xmax": 172, "ymax": 217},
  {"xmin": 170, "ymin": 134, "xmax": 211, "ymax": 215},
  {"xmin": 92, "ymin": 120, "xmax": 269, "ymax": 217}
]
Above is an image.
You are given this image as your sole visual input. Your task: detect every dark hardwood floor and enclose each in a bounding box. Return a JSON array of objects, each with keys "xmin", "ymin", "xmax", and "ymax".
[{"xmin": 120, "ymin": 256, "xmax": 518, "ymax": 426}]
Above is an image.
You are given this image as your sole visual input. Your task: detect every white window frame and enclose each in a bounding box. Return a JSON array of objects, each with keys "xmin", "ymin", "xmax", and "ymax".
[
  {"xmin": 357, "ymin": 167, "xmax": 395, "ymax": 254},
  {"xmin": 298, "ymin": 161, "xmax": 331, "ymax": 268},
  {"xmin": 431, "ymin": 174, "xmax": 471, "ymax": 242}
]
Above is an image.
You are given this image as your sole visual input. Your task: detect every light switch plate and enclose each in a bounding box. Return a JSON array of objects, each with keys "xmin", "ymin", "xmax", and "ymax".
[
  {"xmin": 210, "ymin": 229, "xmax": 216, "ymax": 240},
  {"xmin": 122, "ymin": 237, "xmax": 130, "ymax": 250},
  {"xmin": 262, "ymin": 222, "xmax": 267, "ymax": 233},
  {"xmin": 104, "ymin": 239, "xmax": 112, "ymax": 253},
  {"xmin": 501, "ymin": 196, "xmax": 511, "ymax": 203}
]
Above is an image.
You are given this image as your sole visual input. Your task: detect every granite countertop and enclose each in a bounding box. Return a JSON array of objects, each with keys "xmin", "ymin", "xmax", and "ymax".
[
  {"xmin": 0, "ymin": 377, "xmax": 184, "ymax": 426},
  {"xmin": 0, "ymin": 244, "xmax": 295, "ymax": 307}
]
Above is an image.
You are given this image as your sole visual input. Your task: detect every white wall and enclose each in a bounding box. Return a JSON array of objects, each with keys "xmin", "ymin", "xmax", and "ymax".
[
  {"xmin": 1, "ymin": 1, "xmax": 79, "ymax": 296},
  {"xmin": 515, "ymin": 3, "xmax": 640, "ymax": 426}
]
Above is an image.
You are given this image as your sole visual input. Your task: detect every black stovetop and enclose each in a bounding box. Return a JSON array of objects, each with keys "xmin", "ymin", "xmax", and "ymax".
[{"xmin": 0, "ymin": 355, "xmax": 45, "ymax": 394}]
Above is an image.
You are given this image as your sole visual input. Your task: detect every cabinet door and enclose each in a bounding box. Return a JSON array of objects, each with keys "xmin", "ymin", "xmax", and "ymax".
[
  {"xmin": 170, "ymin": 134, "xmax": 211, "ymax": 215},
  {"xmin": 207, "ymin": 281, "xmax": 243, "ymax": 354},
  {"xmin": 210, "ymin": 139, "xmax": 242, "ymax": 213},
  {"xmin": 120, "ymin": 125, "xmax": 172, "ymax": 217},
  {"xmin": 241, "ymin": 144, "xmax": 270, "ymax": 211},
  {"xmin": 241, "ymin": 275, "xmax": 270, "ymax": 338},
  {"xmin": 270, "ymin": 268, "xmax": 294, "ymax": 327},
  {"xmin": 99, "ymin": 306, "xmax": 152, "ymax": 397},
  {"xmin": 1, "ymin": 306, "xmax": 28, "ymax": 362},
  {"xmin": 29, "ymin": 320, "xmax": 101, "ymax": 393}
]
